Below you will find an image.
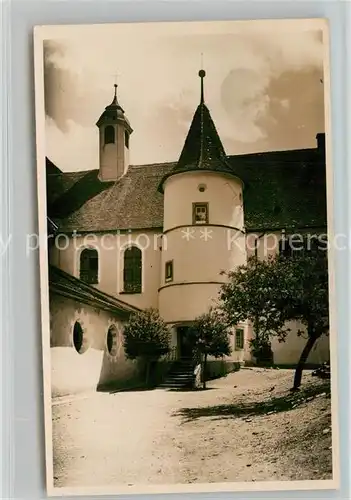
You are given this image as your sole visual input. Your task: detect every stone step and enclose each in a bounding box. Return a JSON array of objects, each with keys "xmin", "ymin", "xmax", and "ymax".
[
  {"xmin": 169, "ymin": 370, "xmax": 194, "ymax": 377},
  {"xmin": 163, "ymin": 377, "xmax": 191, "ymax": 380},
  {"xmin": 172, "ymin": 363, "xmax": 195, "ymax": 369},
  {"xmin": 172, "ymin": 366, "xmax": 194, "ymax": 371},
  {"xmin": 159, "ymin": 382, "xmax": 191, "ymax": 388},
  {"xmin": 168, "ymin": 368, "xmax": 194, "ymax": 372},
  {"xmin": 173, "ymin": 373, "xmax": 194, "ymax": 376},
  {"xmin": 162, "ymin": 376, "xmax": 194, "ymax": 385},
  {"xmin": 161, "ymin": 380, "xmax": 192, "ymax": 387},
  {"xmin": 164, "ymin": 377, "xmax": 193, "ymax": 382},
  {"xmin": 159, "ymin": 359, "xmax": 198, "ymax": 388},
  {"xmin": 174, "ymin": 360, "xmax": 194, "ymax": 364},
  {"xmin": 164, "ymin": 381, "xmax": 193, "ymax": 386}
]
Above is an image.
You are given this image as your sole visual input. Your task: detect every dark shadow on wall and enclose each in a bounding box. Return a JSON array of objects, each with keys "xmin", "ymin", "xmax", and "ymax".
[
  {"xmin": 97, "ymin": 357, "xmax": 174, "ymax": 393},
  {"xmin": 96, "ymin": 350, "xmax": 143, "ymax": 393},
  {"xmin": 97, "ymin": 360, "xmax": 172, "ymax": 394}
]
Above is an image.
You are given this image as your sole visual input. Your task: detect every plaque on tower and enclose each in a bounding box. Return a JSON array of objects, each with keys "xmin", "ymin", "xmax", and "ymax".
[{"xmin": 33, "ymin": 18, "xmax": 338, "ymax": 497}]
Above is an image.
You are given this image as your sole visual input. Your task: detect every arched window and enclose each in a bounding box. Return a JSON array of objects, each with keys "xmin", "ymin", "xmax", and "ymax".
[
  {"xmin": 123, "ymin": 246, "xmax": 142, "ymax": 293},
  {"xmin": 73, "ymin": 321, "xmax": 89, "ymax": 354},
  {"xmin": 104, "ymin": 125, "xmax": 115, "ymax": 145},
  {"xmin": 80, "ymin": 248, "xmax": 99, "ymax": 284}
]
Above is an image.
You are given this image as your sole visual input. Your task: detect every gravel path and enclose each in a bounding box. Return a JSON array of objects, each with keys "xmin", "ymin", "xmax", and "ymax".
[
  {"xmin": 53, "ymin": 388, "xmax": 183, "ymax": 487},
  {"xmin": 52, "ymin": 368, "xmax": 332, "ymax": 488}
]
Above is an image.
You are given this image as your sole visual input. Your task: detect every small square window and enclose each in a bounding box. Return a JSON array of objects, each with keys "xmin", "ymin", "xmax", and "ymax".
[
  {"xmin": 193, "ymin": 202, "xmax": 209, "ymax": 224},
  {"xmin": 235, "ymin": 328, "xmax": 244, "ymax": 350},
  {"xmin": 165, "ymin": 260, "xmax": 173, "ymax": 282}
]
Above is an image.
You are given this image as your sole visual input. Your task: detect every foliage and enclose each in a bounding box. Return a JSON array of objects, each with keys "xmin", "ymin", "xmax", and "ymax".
[
  {"xmin": 219, "ymin": 251, "xmax": 329, "ymax": 388},
  {"xmin": 220, "ymin": 253, "xmax": 328, "ymax": 340},
  {"xmin": 189, "ymin": 308, "xmax": 232, "ymax": 358},
  {"xmin": 249, "ymin": 337, "xmax": 273, "ymax": 366},
  {"xmin": 189, "ymin": 308, "xmax": 232, "ymax": 388},
  {"xmin": 123, "ymin": 308, "xmax": 171, "ymax": 360},
  {"xmin": 123, "ymin": 308, "xmax": 171, "ymax": 385}
]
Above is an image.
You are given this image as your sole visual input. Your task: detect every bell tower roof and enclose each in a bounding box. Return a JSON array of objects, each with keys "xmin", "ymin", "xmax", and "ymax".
[
  {"xmin": 159, "ymin": 69, "xmax": 242, "ymax": 193},
  {"xmin": 96, "ymin": 84, "xmax": 133, "ymax": 133}
]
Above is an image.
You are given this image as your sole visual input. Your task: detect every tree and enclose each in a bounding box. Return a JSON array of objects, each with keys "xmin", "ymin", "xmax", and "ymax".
[
  {"xmin": 249, "ymin": 335, "xmax": 274, "ymax": 367},
  {"xmin": 219, "ymin": 251, "xmax": 329, "ymax": 390},
  {"xmin": 123, "ymin": 308, "xmax": 171, "ymax": 386},
  {"xmin": 189, "ymin": 309, "xmax": 232, "ymax": 389}
]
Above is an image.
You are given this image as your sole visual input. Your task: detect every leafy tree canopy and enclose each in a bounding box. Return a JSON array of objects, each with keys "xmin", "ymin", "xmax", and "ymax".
[
  {"xmin": 190, "ymin": 308, "xmax": 232, "ymax": 358},
  {"xmin": 123, "ymin": 308, "xmax": 171, "ymax": 361},
  {"xmin": 189, "ymin": 308, "xmax": 232, "ymax": 389},
  {"xmin": 219, "ymin": 252, "xmax": 329, "ymax": 389},
  {"xmin": 220, "ymin": 253, "xmax": 329, "ymax": 342}
]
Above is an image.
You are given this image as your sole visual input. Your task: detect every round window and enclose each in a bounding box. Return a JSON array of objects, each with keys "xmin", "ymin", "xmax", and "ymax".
[
  {"xmin": 198, "ymin": 183, "xmax": 207, "ymax": 193},
  {"xmin": 107, "ymin": 325, "xmax": 118, "ymax": 357},
  {"xmin": 73, "ymin": 321, "xmax": 89, "ymax": 354}
]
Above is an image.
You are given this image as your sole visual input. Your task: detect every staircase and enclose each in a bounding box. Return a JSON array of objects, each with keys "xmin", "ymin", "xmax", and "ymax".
[{"xmin": 159, "ymin": 358, "xmax": 196, "ymax": 389}]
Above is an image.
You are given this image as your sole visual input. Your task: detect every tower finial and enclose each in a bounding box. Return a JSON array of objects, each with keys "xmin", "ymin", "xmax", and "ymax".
[
  {"xmin": 198, "ymin": 68, "xmax": 206, "ymax": 104},
  {"xmin": 111, "ymin": 73, "xmax": 119, "ymax": 104}
]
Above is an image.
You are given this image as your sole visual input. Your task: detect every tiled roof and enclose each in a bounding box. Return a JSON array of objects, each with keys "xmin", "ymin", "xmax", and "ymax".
[
  {"xmin": 232, "ymin": 148, "xmax": 327, "ymax": 231},
  {"xmin": 47, "ymin": 169, "xmax": 115, "ymax": 220},
  {"xmin": 49, "ymin": 265, "xmax": 141, "ymax": 315},
  {"xmin": 46, "ymin": 144, "xmax": 327, "ymax": 233}
]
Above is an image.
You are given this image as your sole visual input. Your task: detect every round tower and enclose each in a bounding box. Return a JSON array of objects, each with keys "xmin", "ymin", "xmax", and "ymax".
[
  {"xmin": 158, "ymin": 70, "xmax": 246, "ymax": 330},
  {"xmin": 96, "ymin": 84, "xmax": 133, "ymax": 182}
]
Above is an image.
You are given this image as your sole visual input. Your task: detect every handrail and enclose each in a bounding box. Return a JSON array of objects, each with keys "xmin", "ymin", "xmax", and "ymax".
[{"xmin": 164, "ymin": 345, "xmax": 177, "ymax": 362}]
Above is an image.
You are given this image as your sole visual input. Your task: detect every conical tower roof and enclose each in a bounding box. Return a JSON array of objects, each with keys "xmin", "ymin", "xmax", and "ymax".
[{"xmin": 159, "ymin": 70, "xmax": 242, "ymax": 192}]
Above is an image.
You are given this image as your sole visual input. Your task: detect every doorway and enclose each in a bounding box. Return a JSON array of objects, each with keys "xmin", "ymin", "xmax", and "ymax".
[{"xmin": 177, "ymin": 326, "xmax": 194, "ymax": 359}]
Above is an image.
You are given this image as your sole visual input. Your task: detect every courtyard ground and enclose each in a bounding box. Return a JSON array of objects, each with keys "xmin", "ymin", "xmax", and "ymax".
[{"xmin": 52, "ymin": 368, "xmax": 333, "ymax": 488}]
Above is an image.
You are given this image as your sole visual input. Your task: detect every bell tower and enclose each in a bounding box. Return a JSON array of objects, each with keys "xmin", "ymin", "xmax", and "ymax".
[{"xmin": 96, "ymin": 84, "xmax": 133, "ymax": 182}]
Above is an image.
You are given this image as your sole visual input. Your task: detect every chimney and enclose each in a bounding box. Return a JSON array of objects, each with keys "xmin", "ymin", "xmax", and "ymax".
[{"xmin": 316, "ymin": 133, "xmax": 325, "ymax": 152}]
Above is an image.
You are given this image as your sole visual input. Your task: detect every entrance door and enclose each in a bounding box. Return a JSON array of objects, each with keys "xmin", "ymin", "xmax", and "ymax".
[{"xmin": 177, "ymin": 326, "xmax": 193, "ymax": 359}]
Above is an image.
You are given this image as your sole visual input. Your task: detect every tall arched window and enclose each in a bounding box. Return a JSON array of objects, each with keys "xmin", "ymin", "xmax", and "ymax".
[
  {"xmin": 104, "ymin": 125, "xmax": 115, "ymax": 144},
  {"xmin": 80, "ymin": 248, "xmax": 99, "ymax": 284},
  {"xmin": 123, "ymin": 246, "xmax": 142, "ymax": 293}
]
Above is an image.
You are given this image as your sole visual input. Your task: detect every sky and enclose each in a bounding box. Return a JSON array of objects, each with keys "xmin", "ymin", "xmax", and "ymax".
[{"xmin": 41, "ymin": 20, "xmax": 327, "ymax": 172}]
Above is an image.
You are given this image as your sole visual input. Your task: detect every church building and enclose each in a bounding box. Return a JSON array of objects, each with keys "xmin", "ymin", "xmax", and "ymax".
[{"xmin": 46, "ymin": 71, "xmax": 330, "ymax": 396}]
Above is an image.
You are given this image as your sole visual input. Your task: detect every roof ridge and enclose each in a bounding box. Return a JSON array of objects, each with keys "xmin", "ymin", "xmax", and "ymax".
[
  {"xmin": 46, "ymin": 145, "xmax": 319, "ymax": 176},
  {"xmin": 129, "ymin": 161, "xmax": 176, "ymax": 169},
  {"xmin": 228, "ymin": 148, "xmax": 317, "ymax": 158}
]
